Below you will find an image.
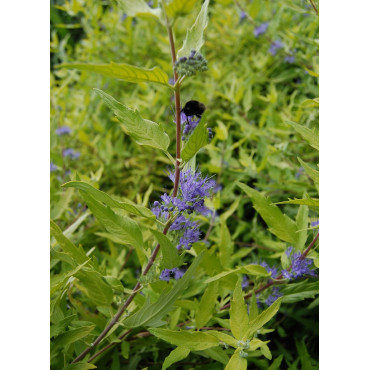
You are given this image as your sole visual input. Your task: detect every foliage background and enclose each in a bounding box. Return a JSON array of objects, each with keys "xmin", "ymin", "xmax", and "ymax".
[{"xmin": 50, "ymin": 0, "xmax": 319, "ymax": 369}]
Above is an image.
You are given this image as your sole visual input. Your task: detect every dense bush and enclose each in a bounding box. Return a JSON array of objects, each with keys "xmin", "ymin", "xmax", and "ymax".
[{"xmin": 50, "ymin": 1, "xmax": 319, "ymax": 368}]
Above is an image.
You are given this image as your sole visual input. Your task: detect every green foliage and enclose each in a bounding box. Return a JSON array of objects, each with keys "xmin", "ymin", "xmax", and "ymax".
[{"xmin": 51, "ymin": 0, "xmax": 319, "ymax": 367}]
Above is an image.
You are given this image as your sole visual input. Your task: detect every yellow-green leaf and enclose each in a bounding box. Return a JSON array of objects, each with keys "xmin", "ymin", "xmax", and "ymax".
[
  {"xmin": 230, "ymin": 278, "xmax": 249, "ymax": 340},
  {"xmin": 58, "ymin": 62, "xmax": 169, "ymax": 86}
]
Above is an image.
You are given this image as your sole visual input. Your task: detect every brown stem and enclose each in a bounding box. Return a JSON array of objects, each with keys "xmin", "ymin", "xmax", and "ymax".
[
  {"xmin": 219, "ymin": 233, "xmax": 319, "ymax": 310},
  {"xmin": 308, "ymin": 0, "xmax": 318, "ymax": 15},
  {"xmin": 166, "ymin": 22, "xmax": 181, "ymax": 198},
  {"xmin": 88, "ymin": 330, "xmax": 131, "ymax": 363}
]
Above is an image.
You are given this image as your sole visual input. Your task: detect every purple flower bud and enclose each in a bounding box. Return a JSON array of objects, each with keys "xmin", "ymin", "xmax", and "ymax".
[
  {"xmin": 55, "ymin": 126, "xmax": 71, "ymax": 136},
  {"xmin": 254, "ymin": 22, "xmax": 269, "ymax": 37}
]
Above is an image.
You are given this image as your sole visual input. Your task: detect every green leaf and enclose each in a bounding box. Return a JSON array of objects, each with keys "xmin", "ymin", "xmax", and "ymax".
[
  {"xmin": 206, "ymin": 331, "xmax": 238, "ymax": 348},
  {"xmin": 268, "ymin": 354, "xmax": 284, "ymax": 370},
  {"xmin": 177, "ymin": 0, "xmax": 209, "ymax": 58},
  {"xmin": 260, "ymin": 343, "xmax": 272, "ymax": 360},
  {"xmin": 149, "ymin": 328, "xmax": 218, "ymax": 351},
  {"xmin": 62, "ymin": 181, "xmax": 155, "ymax": 219},
  {"xmin": 237, "ymin": 182, "xmax": 298, "ymax": 244},
  {"xmin": 280, "ymin": 281, "xmax": 319, "ymax": 303},
  {"xmin": 150, "ymin": 229, "xmax": 180, "ymax": 269},
  {"xmin": 230, "ymin": 278, "xmax": 249, "ymax": 340},
  {"xmin": 121, "ymin": 341, "xmax": 130, "ymax": 359},
  {"xmin": 75, "ymin": 269, "xmax": 114, "ymax": 306},
  {"xmin": 63, "ymin": 364, "xmax": 97, "ymax": 370},
  {"xmin": 58, "ymin": 62, "xmax": 169, "ymax": 86},
  {"xmin": 181, "ymin": 119, "xmax": 209, "ymax": 162},
  {"xmin": 50, "ymin": 315, "xmax": 77, "ymax": 338},
  {"xmin": 219, "ymin": 218, "xmax": 233, "ymax": 268},
  {"xmin": 117, "ymin": 0, "xmax": 162, "ymax": 19},
  {"xmin": 165, "ymin": 0, "xmax": 198, "ymax": 18},
  {"xmin": 124, "ymin": 251, "xmax": 204, "ymax": 327},
  {"xmin": 52, "ymin": 325, "xmax": 95, "ymax": 351},
  {"xmin": 103, "ymin": 276, "xmax": 125, "ymax": 292},
  {"xmin": 162, "ymin": 347, "xmax": 190, "ymax": 370},
  {"xmin": 286, "ymin": 120, "xmax": 319, "ymax": 150},
  {"xmin": 225, "ymin": 350, "xmax": 247, "ymax": 370},
  {"xmin": 297, "ymin": 158, "xmax": 319, "ymax": 186},
  {"xmin": 195, "ymin": 281, "xmax": 219, "ymax": 328},
  {"xmin": 296, "ymin": 340, "xmax": 313, "ymax": 370},
  {"xmin": 94, "ymin": 89, "xmax": 170, "ymax": 151},
  {"xmin": 204, "ymin": 268, "xmax": 241, "ymax": 284},
  {"xmin": 296, "ymin": 200, "xmax": 308, "ymax": 251},
  {"xmin": 79, "ymin": 190, "xmax": 144, "ymax": 250},
  {"xmin": 275, "ymin": 197, "xmax": 319, "ymax": 208},
  {"xmin": 199, "ymin": 347, "xmax": 229, "ymax": 365},
  {"xmin": 242, "ymin": 264, "xmax": 269, "ymax": 277},
  {"xmin": 50, "ymin": 220, "xmax": 88, "ymax": 265},
  {"xmin": 247, "ymin": 297, "xmax": 282, "ymax": 338}
]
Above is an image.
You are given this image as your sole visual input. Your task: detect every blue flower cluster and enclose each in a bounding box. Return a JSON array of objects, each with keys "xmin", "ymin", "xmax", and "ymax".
[
  {"xmin": 269, "ymin": 40, "xmax": 284, "ymax": 55},
  {"xmin": 55, "ymin": 126, "xmax": 71, "ymax": 136},
  {"xmin": 239, "ymin": 11, "xmax": 247, "ymax": 22},
  {"xmin": 159, "ymin": 267, "xmax": 185, "ymax": 281},
  {"xmin": 254, "ymin": 22, "xmax": 269, "ymax": 37},
  {"xmin": 281, "ymin": 247, "xmax": 317, "ymax": 280},
  {"xmin": 265, "ymin": 287, "xmax": 283, "ymax": 306},
  {"xmin": 311, "ymin": 220, "xmax": 319, "ymax": 227},
  {"xmin": 152, "ymin": 169, "xmax": 216, "ymax": 250},
  {"xmin": 63, "ymin": 148, "xmax": 81, "ymax": 159},
  {"xmin": 284, "ymin": 55, "xmax": 296, "ymax": 64}
]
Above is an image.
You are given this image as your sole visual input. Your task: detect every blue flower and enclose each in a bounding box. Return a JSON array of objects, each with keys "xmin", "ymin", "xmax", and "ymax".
[
  {"xmin": 260, "ymin": 261, "xmax": 279, "ymax": 279},
  {"xmin": 265, "ymin": 287, "xmax": 282, "ymax": 306},
  {"xmin": 284, "ymin": 55, "xmax": 296, "ymax": 64},
  {"xmin": 181, "ymin": 111, "xmax": 201, "ymax": 137},
  {"xmin": 282, "ymin": 249, "xmax": 317, "ymax": 280},
  {"xmin": 295, "ymin": 166, "xmax": 304, "ymax": 178},
  {"xmin": 269, "ymin": 40, "xmax": 284, "ymax": 55},
  {"xmin": 239, "ymin": 11, "xmax": 247, "ymax": 22},
  {"xmin": 55, "ymin": 126, "xmax": 71, "ymax": 136},
  {"xmin": 160, "ymin": 268, "xmax": 185, "ymax": 281},
  {"xmin": 311, "ymin": 220, "xmax": 319, "ymax": 227},
  {"xmin": 50, "ymin": 161, "xmax": 58, "ymax": 172},
  {"xmin": 63, "ymin": 148, "xmax": 81, "ymax": 159},
  {"xmin": 253, "ymin": 22, "xmax": 269, "ymax": 37}
]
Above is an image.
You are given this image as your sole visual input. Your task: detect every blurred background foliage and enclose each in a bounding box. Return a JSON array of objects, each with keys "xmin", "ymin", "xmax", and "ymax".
[{"xmin": 51, "ymin": 0, "xmax": 318, "ymax": 368}]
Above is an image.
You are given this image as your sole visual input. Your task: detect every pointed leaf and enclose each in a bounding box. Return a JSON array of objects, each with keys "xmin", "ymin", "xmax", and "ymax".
[
  {"xmin": 247, "ymin": 297, "xmax": 282, "ymax": 338},
  {"xmin": 200, "ymin": 347, "xmax": 229, "ymax": 365},
  {"xmin": 286, "ymin": 120, "xmax": 319, "ymax": 150},
  {"xmin": 206, "ymin": 331, "xmax": 238, "ymax": 348},
  {"xmin": 225, "ymin": 350, "xmax": 247, "ymax": 370},
  {"xmin": 242, "ymin": 264, "xmax": 269, "ymax": 277},
  {"xmin": 166, "ymin": 0, "xmax": 198, "ymax": 18},
  {"xmin": 63, "ymin": 181, "xmax": 155, "ymax": 219},
  {"xmin": 150, "ymin": 229, "xmax": 180, "ymax": 269},
  {"xmin": 230, "ymin": 278, "xmax": 249, "ymax": 340},
  {"xmin": 297, "ymin": 158, "xmax": 319, "ymax": 186},
  {"xmin": 117, "ymin": 0, "xmax": 162, "ymax": 19},
  {"xmin": 237, "ymin": 182, "xmax": 298, "ymax": 244},
  {"xmin": 80, "ymin": 190, "xmax": 144, "ymax": 249},
  {"xmin": 94, "ymin": 89, "xmax": 170, "ymax": 151},
  {"xmin": 249, "ymin": 292, "xmax": 259, "ymax": 321},
  {"xmin": 177, "ymin": 0, "xmax": 209, "ymax": 58},
  {"xmin": 162, "ymin": 347, "xmax": 190, "ymax": 370},
  {"xmin": 195, "ymin": 281, "xmax": 219, "ymax": 328},
  {"xmin": 50, "ymin": 220, "xmax": 88, "ymax": 265},
  {"xmin": 296, "ymin": 200, "xmax": 308, "ymax": 251},
  {"xmin": 52, "ymin": 325, "xmax": 95, "ymax": 350},
  {"xmin": 58, "ymin": 62, "xmax": 169, "ymax": 86},
  {"xmin": 181, "ymin": 119, "xmax": 209, "ymax": 162},
  {"xmin": 268, "ymin": 354, "xmax": 284, "ymax": 370},
  {"xmin": 149, "ymin": 328, "xmax": 218, "ymax": 351},
  {"xmin": 275, "ymin": 197, "xmax": 319, "ymax": 208}
]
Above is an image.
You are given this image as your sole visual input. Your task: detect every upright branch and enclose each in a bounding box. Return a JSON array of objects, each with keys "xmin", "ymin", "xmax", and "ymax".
[{"xmin": 72, "ymin": 20, "xmax": 182, "ymax": 365}]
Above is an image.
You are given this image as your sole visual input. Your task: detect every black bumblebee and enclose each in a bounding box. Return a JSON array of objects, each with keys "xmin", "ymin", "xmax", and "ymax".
[{"xmin": 181, "ymin": 100, "xmax": 206, "ymax": 119}]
